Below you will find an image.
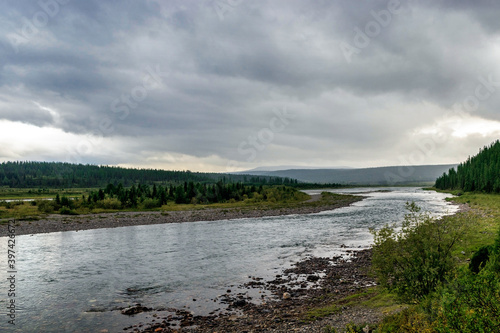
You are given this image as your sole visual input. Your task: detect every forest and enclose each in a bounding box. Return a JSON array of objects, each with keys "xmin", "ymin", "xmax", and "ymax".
[
  {"xmin": 0, "ymin": 161, "xmax": 299, "ymax": 188},
  {"xmin": 435, "ymin": 140, "xmax": 500, "ymax": 192}
]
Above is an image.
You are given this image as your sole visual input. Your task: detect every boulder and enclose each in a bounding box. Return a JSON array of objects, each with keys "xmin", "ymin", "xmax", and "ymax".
[
  {"xmin": 232, "ymin": 299, "xmax": 247, "ymax": 307},
  {"xmin": 121, "ymin": 304, "xmax": 152, "ymax": 315},
  {"xmin": 307, "ymin": 275, "xmax": 320, "ymax": 282}
]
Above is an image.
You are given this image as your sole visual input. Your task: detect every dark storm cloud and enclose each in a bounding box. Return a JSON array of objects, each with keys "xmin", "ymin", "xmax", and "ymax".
[{"xmin": 1, "ymin": 0, "xmax": 500, "ymax": 169}]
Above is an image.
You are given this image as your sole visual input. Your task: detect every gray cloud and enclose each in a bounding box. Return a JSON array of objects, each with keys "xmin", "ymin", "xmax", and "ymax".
[{"xmin": 1, "ymin": 0, "xmax": 500, "ymax": 170}]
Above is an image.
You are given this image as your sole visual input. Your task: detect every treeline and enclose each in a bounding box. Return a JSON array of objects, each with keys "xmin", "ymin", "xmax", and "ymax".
[
  {"xmin": 435, "ymin": 140, "xmax": 500, "ymax": 192},
  {"xmin": 38, "ymin": 182, "xmax": 306, "ymax": 214},
  {"xmin": 0, "ymin": 161, "xmax": 298, "ymax": 188}
]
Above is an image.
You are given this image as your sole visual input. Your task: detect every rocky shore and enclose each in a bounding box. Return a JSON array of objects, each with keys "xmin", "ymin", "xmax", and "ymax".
[
  {"xmin": 1, "ymin": 194, "xmax": 362, "ymax": 237},
  {"xmin": 126, "ymin": 249, "xmax": 386, "ymax": 333}
]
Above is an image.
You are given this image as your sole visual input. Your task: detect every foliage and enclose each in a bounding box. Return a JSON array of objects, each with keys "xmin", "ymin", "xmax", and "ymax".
[
  {"xmin": 435, "ymin": 139, "xmax": 500, "ymax": 192},
  {"xmin": 468, "ymin": 245, "xmax": 491, "ymax": 274},
  {"xmin": 96, "ymin": 198, "xmax": 122, "ymax": 210},
  {"xmin": 434, "ymin": 270, "xmax": 500, "ymax": 332},
  {"xmin": 37, "ymin": 199, "xmax": 58, "ymax": 213},
  {"xmin": 140, "ymin": 198, "xmax": 160, "ymax": 210},
  {"xmin": 432, "ymin": 228, "xmax": 500, "ymax": 332},
  {"xmin": 344, "ymin": 322, "xmax": 374, "ymax": 333},
  {"xmin": 59, "ymin": 207, "xmax": 78, "ymax": 215},
  {"xmin": 323, "ymin": 326, "xmax": 337, "ymax": 333},
  {"xmin": 376, "ymin": 307, "xmax": 435, "ymax": 333},
  {"xmin": 371, "ymin": 202, "xmax": 466, "ymax": 302}
]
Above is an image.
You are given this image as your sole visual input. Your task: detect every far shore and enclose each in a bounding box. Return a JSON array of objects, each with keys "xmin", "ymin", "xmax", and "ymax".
[{"xmin": 1, "ymin": 194, "xmax": 363, "ymax": 237}]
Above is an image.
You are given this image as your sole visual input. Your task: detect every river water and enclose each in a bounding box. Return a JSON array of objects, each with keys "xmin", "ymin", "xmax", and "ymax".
[{"xmin": 0, "ymin": 187, "xmax": 457, "ymax": 332}]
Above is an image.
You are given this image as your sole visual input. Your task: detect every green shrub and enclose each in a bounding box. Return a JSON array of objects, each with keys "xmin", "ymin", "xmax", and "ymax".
[
  {"xmin": 2, "ymin": 201, "xmax": 24, "ymax": 209},
  {"xmin": 371, "ymin": 202, "xmax": 467, "ymax": 302},
  {"xmin": 435, "ymin": 267, "xmax": 500, "ymax": 332},
  {"xmin": 376, "ymin": 307, "xmax": 434, "ymax": 332},
  {"xmin": 59, "ymin": 207, "xmax": 78, "ymax": 215},
  {"xmin": 344, "ymin": 322, "xmax": 373, "ymax": 332},
  {"xmin": 140, "ymin": 198, "xmax": 160, "ymax": 209},
  {"xmin": 98, "ymin": 198, "xmax": 122, "ymax": 210},
  {"xmin": 37, "ymin": 200, "xmax": 57, "ymax": 213},
  {"xmin": 323, "ymin": 326, "xmax": 337, "ymax": 333},
  {"xmin": 469, "ymin": 245, "xmax": 491, "ymax": 273},
  {"xmin": 60, "ymin": 196, "xmax": 71, "ymax": 207}
]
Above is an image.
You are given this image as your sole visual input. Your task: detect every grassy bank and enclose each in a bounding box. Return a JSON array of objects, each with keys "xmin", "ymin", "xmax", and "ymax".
[
  {"xmin": 0, "ymin": 187, "xmax": 360, "ymax": 222},
  {"xmin": 447, "ymin": 192, "xmax": 500, "ymax": 255}
]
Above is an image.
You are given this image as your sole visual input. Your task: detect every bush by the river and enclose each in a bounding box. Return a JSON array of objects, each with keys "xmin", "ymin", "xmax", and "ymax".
[
  {"xmin": 371, "ymin": 202, "xmax": 467, "ymax": 302},
  {"xmin": 372, "ymin": 203, "xmax": 500, "ymax": 332}
]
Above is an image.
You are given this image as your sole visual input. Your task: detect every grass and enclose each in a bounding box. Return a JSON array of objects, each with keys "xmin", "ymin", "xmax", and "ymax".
[
  {"xmin": 444, "ymin": 192, "xmax": 500, "ymax": 258},
  {"xmin": 0, "ymin": 202, "xmax": 40, "ymax": 220},
  {"xmin": 302, "ymin": 287, "xmax": 404, "ymax": 324},
  {"xmin": 302, "ymin": 304, "xmax": 341, "ymax": 322},
  {"xmin": 424, "ymin": 188, "xmax": 500, "ymax": 260},
  {"xmin": 357, "ymin": 289, "xmax": 404, "ymax": 315},
  {"xmin": 0, "ymin": 187, "xmax": 95, "ymax": 200},
  {"xmin": 335, "ymin": 287, "xmax": 403, "ymax": 314}
]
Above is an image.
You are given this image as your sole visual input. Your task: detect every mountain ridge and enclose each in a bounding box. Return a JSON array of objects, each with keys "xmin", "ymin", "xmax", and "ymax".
[{"xmin": 236, "ymin": 164, "xmax": 458, "ymax": 185}]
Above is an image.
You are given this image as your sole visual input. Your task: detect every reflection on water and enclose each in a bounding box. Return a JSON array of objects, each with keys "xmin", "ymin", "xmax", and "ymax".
[{"xmin": 0, "ymin": 187, "xmax": 457, "ymax": 332}]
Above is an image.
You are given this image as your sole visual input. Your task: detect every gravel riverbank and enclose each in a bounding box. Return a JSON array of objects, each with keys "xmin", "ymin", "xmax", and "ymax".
[{"xmin": 130, "ymin": 249, "xmax": 385, "ymax": 333}]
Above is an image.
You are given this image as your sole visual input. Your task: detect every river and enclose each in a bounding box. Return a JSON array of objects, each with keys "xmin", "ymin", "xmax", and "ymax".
[{"xmin": 0, "ymin": 187, "xmax": 457, "ymax": 332}]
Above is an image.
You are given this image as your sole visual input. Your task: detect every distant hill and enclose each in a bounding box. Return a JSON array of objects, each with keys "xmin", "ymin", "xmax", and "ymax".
[
  {"xmin": 244, "ymin": 165, "xmax": 354, "ymax": 172},
  {"xmin": 237, "ymin": 164, "xmax": 458, "ymax": 185},
  {"xmin": 435, "ymin": 140, "xmax": 500, "ymax": 192}
]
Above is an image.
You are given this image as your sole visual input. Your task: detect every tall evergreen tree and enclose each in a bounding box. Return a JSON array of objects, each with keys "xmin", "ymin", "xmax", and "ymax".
[{"xmin": 436, "ymin": 140, "xmax": 500, "ymax": 193}]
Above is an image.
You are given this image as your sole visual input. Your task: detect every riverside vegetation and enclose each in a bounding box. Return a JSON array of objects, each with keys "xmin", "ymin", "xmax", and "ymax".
[
  {"xmin": 352, "ymin": 140, "xmax": 500, "ymax": 332},
  {"xmin": 0, "ymin": 183, "xmax": 310, "ymax": 220},
  {"xmin": 0, "ymin": 183, "xmax": 360, "ymax": 234},
  {"xmin": 353, "ymin": 192, "xmax": 500, "ymax": 333}
]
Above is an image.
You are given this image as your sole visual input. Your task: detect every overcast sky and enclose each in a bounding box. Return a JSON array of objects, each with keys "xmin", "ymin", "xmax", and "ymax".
[{"xmin": 2, "ymin": 0, "xmax": 500, "ymax": 172}]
